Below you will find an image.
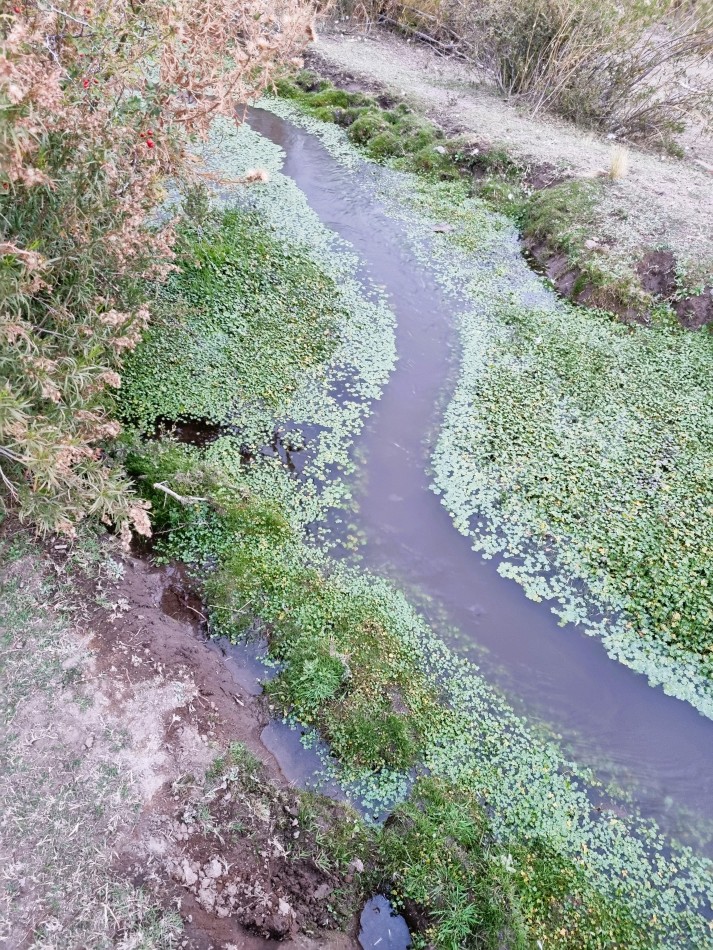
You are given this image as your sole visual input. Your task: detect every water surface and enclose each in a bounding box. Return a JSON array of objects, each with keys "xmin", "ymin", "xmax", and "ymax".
[{"xmin": 247, "ymin": 107, "xmax": 713, "ymax": 838}]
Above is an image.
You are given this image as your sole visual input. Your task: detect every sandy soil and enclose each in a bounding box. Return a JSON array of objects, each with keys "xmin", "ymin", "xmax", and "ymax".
[
  {"xmin": 309, "ymin": 27, "xmax": 713, "ymax": 284},
  {"xmin": 0, "ymin": 530, "xmax": 361, "ymax": 950}
]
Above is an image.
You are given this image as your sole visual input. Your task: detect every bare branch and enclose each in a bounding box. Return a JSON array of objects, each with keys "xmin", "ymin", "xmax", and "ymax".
[{"xmin": 152, "ymin": 482, "xmax": 208, "ymax": 505}]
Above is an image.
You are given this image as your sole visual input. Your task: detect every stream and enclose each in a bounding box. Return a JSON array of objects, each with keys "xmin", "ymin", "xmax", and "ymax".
[{"xmin": 246, "ymin": 108, "xmax": 713, "ymax": 843}]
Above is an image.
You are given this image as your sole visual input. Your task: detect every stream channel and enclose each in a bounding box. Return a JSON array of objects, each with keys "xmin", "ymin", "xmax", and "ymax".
[{"xmin": 244, "ymin": 107, "xmax": 713, "ymax": 846}]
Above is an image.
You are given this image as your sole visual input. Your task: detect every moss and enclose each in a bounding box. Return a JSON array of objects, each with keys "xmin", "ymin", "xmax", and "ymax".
[
  {"xmin": 347, "ymin": 110, "xmax": 389, "ymax": 145},
  {"xmin": 326, "ymin": 696, "xmax": 419, "ymax": 771},
  {"xmin": 521, "ymin": 179, "xmax": 601, "ymax": 251},
  {"xmin": 403, "ymin": 126, "xmax": 439, "ymax": 152},
  {"xmin": 366, "ymin": 129, "xmax": 404, "ymax": 160},
  {"xmin": 307, "ymin": 88, "xmax": 365, "ymax": 110},
  {"xmin": 477, "ymin": 178, "xmax": 529, "ymax": 220},
  {"xmin": 407, "ymin": 145, "xmax": 457, "ymax": 178}
]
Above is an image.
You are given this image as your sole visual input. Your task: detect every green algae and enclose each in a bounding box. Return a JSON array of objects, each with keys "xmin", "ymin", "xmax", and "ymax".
[{"xmin": 119, "ymin": 115, "xmax": 713, "ymax": 946}]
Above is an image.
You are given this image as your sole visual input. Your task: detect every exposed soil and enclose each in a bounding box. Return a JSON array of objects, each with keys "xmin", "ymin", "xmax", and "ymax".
[
  {"xmin": 5, "ymin": 526, "xmax": 362, "ymax": 950},
  {"xmin": 636, "ymin": 250, "xmax": 678, "ymax": 299},
  {"xmin": 129, "ymin": 774, "xmax": 365, "ymax": 946}
]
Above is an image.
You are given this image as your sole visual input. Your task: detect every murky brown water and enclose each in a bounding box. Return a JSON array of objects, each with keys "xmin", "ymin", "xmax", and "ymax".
[{"xmin": 247, "ymin": 108, "xmax": 713, "ymax": 840}]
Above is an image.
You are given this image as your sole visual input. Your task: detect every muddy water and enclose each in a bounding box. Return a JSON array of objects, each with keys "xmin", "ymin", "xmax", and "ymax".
[{"xmin": 247, "ymin": 109, "xmax": 713, "ymax": 835}]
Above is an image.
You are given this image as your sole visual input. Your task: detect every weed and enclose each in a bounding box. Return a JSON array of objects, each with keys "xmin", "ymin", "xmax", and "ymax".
[
  {"xmin": 121, "ymin": 210, "xmax": 344, "ymax": 430},
  {"xmin": 609, "ymin": 145, "xmax": 630, "ymax": 180}
]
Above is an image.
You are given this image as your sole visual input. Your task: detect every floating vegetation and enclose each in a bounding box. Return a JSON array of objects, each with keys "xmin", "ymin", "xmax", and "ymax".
[
  {"xmin": 120, "ymin": 115, "xmax": 713, "ymax": 945},
  {"xmin": 262, "ymin": 92, "xmax": 713, "ymax": 719}
]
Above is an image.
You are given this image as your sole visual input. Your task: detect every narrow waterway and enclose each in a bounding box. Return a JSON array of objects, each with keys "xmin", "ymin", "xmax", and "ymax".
[{"xmin": 248, "ymin": 108, "xmax": 713, "ymax": 837}]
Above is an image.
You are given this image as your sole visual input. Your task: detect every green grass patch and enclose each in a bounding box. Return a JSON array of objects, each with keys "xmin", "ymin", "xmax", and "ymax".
[
  {"xmin": 126, "ymin": 437, "xmax": 434, "ymax": 772},
  {"xmin": 120, "ymin": 209, "xmax": 343, "ymax": 430},
  {"xmin": 521, "ymin": 179, "xmax": 600, "ymax": 251},
  {"xmin": 380, "ymin": 777, "xmax": 648, "ymax": 950}
]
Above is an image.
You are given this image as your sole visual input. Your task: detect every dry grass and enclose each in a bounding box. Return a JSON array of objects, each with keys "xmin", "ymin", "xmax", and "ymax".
[
  {"xmin": 332, "ymin": 0, "xmax": 713, "ymax": 149},
  {"xmin": 609, "ymin": 145, "xmax": 630, "ymax": 179},
  {"xmin": 0, "ymin": 533, "xmax": 182, "ymax": 949}
]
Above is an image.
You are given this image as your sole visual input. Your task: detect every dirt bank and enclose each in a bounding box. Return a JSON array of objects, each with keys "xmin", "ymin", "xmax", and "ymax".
[{"xmin": 0, "ymin": 525, "xmax": 362, "ymax": 949}]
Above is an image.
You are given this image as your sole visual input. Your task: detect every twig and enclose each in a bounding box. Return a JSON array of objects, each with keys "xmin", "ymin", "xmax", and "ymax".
[
  {"xmin": 153, "ymin": 482, "xmax": 208, "ymax": 505},
  {"xmin": 0, "ymin": 463, "xmax": 19, "ymax": 499},
  {"xmin": 39, "ymin": 3, "xmax": 90, "ymax": 28}
]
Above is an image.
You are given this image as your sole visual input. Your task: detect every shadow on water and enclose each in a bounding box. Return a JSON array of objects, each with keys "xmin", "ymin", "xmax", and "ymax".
[{"xmin": 247, "ymin": 106, "xmax": 713, "ymax": 838}]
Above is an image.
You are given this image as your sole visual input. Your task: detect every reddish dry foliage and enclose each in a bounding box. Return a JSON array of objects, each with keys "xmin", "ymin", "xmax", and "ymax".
[{"xmin": 0, "ymin": 1, "xmax": 315, "ymax": 540}]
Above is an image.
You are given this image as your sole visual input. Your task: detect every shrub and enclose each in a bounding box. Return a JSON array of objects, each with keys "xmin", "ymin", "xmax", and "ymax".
[
  {"xmin": 343, "ymin": 0, "xmax": 713, "ymax": 147},
  {"xmin": 0, "ymin": 0, "xmax": 314, "ymax": 540}
]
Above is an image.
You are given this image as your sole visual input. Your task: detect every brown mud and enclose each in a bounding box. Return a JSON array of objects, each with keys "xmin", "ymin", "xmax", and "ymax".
[{"xmin": 53, "ymin": 537, "xmax": 363, "ymax": 950}]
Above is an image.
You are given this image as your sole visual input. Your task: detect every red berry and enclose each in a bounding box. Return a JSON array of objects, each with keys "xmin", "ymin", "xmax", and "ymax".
[
  {"xmin": 146, "ymin": 140, "xmax": 155, "ymax": 149},
  {"xmin": 82, "ymin": 79, "xmax": 90, "ymax": 88},
  {"xmin": 14, "ymin": 6, "xmax": 21, "ymax": 13}
]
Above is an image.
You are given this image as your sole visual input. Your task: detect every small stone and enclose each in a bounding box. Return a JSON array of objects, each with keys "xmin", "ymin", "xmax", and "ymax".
[
  {"xmin": 181, "ymin": 860, "xmax": 198, "ymax": 887},
  {"xmin": 84, "ymin": 735, "xmax": 95, "ymax": 749},
  {"xmin": 434, "ymin": 145, "xmax": 447, "ymax": 155}
]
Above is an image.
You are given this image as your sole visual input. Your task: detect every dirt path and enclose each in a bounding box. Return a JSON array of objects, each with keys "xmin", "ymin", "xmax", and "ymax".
[{"xmin": 309, "ymin": 27, "xmax": 713, "ymax": 284}]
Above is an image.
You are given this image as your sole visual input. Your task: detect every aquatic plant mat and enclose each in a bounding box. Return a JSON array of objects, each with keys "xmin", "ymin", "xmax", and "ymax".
[
  {"xmin": 119, "ymin": 111, "xmax": 713, "ymax": 946},
  {"xmin": 266, "ymin": 76, "xmax": 713, "ymax": 716}
]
